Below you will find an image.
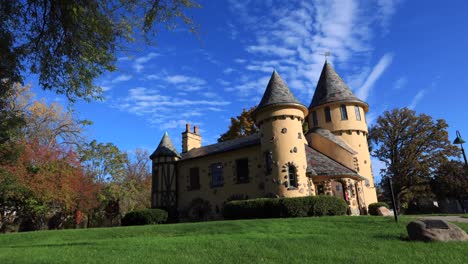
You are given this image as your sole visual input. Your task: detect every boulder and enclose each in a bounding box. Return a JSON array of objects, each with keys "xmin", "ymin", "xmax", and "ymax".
[
  {"xmin": 376, "ymin": 206, "xmax": 391, "ymax": 216},
  {"xmin": 406, "ymin": 220, "xmax": 468, "ymax": 242}
]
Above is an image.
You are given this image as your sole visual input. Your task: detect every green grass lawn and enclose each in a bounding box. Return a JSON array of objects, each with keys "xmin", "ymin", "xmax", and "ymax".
[{"xmin": 0, "ymin": 216, "xmax": 467, "ymax": 264}]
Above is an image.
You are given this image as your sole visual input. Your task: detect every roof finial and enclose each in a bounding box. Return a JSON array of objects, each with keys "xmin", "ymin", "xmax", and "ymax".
[{"xmin": 320, "ymin": 51, "xmax": 331, "ymax": 61}]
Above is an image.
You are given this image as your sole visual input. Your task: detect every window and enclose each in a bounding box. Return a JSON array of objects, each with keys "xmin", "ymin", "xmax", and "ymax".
[
  {"xmin": 287, "ymin": 165, "xmax": 298, "ymax": 188},
  {"xmin": 265, "ymin": 151, "xmax": 272, "ymax": 175},
  {"xmin": 189, "ymin": 167, "xmax": 200, "ymax": 190},
  {"xmin": 340, "ymin": 105, "xmax": 348, "ymax": 120},
  {"xmin": 354, "ymin": 106, "xmax": 361, "ymax": 121},
  {"xmin": 312, "ymin": 111, "xmax": 318, "ymax": 127},
  {"xmin": 210, "ymin": 163, "xmax": 224, "ymax": 187},
  {"xmin": 325, "ymin": 107, "xmax": 331, "ymax": 122},
  {"xmin": 235, "ymin": 158, "xmax": 249, "ymax": 183}
]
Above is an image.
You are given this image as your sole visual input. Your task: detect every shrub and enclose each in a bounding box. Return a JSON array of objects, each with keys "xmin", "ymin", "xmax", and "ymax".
[
  {"xmin": 368, "ymin": 202, "xmax": 389, "ymax": 216},
  {"xmin": 223, "ymin": 195, "xmax": 347, "ymax": 220},
  {"xmin": 121, "ymin": 209, "xmax": 168, "ymax": 226},
  {"xmin": 311, "ymin": 195, "xmax": 348, "ymax": 216}
]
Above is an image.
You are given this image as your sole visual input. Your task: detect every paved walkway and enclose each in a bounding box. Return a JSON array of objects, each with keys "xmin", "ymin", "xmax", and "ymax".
[{"xmin": 412, "ymin": 215, "xmax": 468, "ymax": 223}]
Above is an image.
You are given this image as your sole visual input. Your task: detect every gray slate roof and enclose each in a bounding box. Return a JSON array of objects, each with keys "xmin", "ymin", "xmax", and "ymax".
[
  {"xmin": 307, "ymin": 127, "xmax": 357, "ymax": 154},
  {"xmin": 309, "ymin": 61, "xmax": 367, "ymax": 109},
  {"xmin": 180, "ymin": 134, "xmax": 260, "ymax": 160},
  {"xmin": 255, "ymin": 70, "xmax": 306, "ymax": 114},
  {"xmin": 305, "ymin": 144, "xmax": 363, "ymax": 180},
  {"xmin": 150, "ymin": 132, "xmax": 181, "ymax": 159}
]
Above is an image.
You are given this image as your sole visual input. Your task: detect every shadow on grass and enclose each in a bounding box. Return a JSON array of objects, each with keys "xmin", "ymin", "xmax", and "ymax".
[{"xmin": 3, "ymin": 241, "xmax": 95, "ymax": 249}]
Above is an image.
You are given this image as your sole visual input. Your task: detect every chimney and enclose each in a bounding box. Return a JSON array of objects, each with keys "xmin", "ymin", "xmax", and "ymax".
[{"xmin": 182, "ymin": 123, "xmax": 202, "ymax": 153}]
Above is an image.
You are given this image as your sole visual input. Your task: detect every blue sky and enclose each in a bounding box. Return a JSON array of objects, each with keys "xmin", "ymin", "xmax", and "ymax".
[{"xmin": 29, "ymin": 0, "xmax": 468, "ymax": 183}]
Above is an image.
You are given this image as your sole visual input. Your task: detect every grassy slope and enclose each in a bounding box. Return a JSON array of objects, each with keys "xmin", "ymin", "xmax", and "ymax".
[{"xmin": 0, "ymin": 216, "xmax": 467, "ymax": 264}]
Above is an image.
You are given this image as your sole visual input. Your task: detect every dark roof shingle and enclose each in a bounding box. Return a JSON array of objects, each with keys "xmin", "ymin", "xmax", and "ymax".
[
  {"xmin": 309, "ymin": 61, "xmax": 367, "ymax": 109},
  {"xmin": 150, "ymin": 132, "xmax": 180, "ymax": 159},
  {"xmin": 181, "ymin": 134, "xmax": 260, "ymax": 160},
  {"xmin": 305, "ymin": 144, "xmax": 364, "ymax": 180},
  {"xmin": 255, "ymin": 70, "xmax": 306, "ymax": 114}
]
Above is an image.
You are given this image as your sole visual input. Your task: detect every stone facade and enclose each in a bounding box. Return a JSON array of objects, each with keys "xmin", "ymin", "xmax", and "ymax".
[{"xmin": 150, "ymin": 62, "xmax": 378, "ymax": 220}]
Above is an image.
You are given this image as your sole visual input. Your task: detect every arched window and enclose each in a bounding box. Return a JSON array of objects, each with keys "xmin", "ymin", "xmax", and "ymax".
[
  {"xmin": 325, "ymin": 107, "xmax": 331, "ymax": 122},
  {"xmin": 340, "ymin": 105, "xmax": 348, "ymax": 120},
  {"xmin": 288, "ymin": 165, "xmax": 298, "ymax": 188}
]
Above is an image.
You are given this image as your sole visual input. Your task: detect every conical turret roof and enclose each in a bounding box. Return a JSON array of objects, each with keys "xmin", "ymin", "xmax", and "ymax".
[
  {"xmin": 150, "ymin": 132, "xmax": 180, "ymax": 159},
  {"xmin": 254, "ymin": 70, "xmax": 306, "ymax": 115},
  {"xmin": 309, "ymin": 61, "xmax": 368, "ymax": 110}
]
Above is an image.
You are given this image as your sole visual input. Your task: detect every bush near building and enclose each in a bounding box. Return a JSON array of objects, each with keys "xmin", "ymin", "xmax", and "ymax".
[
  {"xmin": 223, "ymin": 195, "xmax": 347, "ymax": 219},
  {"xmin": 121, "ymin": 209, "xmax": 168, "ymax": 226}
]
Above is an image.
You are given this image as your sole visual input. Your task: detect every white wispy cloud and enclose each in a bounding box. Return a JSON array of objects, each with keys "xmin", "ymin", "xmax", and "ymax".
[
  {"xmin": 377, "ymin": 0, "xmax": 400, "ymax": 32},
  {"xmin": 114, "ymin": 87, "xmax": 230, "ymax": 129},
  {"xmin": 133, "ymin": 52, "xmax": 159, "ymax": 72},
  {"xmin": 147, "ymin": 72, "xmax": 208, "ymax": 91},
  {"xmin": 112, "ymin": 74, "xmax": 132, "ymax": 83},
  {"xmin": 223, "ymin": 68, "xmax": 234, "ymax": 74},
  {"xmin": 408, "ymin": 90, "xmax": 426, "ymax": 110},
  {"xmin": 356, "ymin": 53, "xmax": 394, "ymax": 101},
  {"xmin": 227, "ymin": 0, "xmax": 400, "ymax": 101},
  {"xmin": 393, "ymin": 77, "xmax": 407, "ymax": 90}
]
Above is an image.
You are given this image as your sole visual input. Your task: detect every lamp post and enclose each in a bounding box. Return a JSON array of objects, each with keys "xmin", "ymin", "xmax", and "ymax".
[{"xmin": 453, "ymin": 130, "xmax": 468, "ymax": 168}]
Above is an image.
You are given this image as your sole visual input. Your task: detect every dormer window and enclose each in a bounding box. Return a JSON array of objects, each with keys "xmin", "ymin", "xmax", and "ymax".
[{"xmin": 340, "ymin": 105, "xmax": 348, "ymax": 120}]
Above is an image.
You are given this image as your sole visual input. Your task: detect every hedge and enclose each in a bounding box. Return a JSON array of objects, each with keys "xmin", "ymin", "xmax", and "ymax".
[
  {"xmin": 222, "ymin": 195, "xmax": 347, "ymax": 220},
  {"xmin": 121, "ymin": 209, "xmax": 168, "ymax": 226},
  {"xmin": 368, "ymin": 202, "xmax": 389, "ymax": 216}
]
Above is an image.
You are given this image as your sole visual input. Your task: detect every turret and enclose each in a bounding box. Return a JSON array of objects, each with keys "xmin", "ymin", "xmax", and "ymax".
[
  {"xmin": 252, "ymin": 70, "xmax": 311, "ymax": 197},
  {"xmin": 307, "ymin": 61, "xmax": 377, "ymax": 206},
  {"xmin": 150, "ymin": 132, "xmax": 180, "ymax": 211}
]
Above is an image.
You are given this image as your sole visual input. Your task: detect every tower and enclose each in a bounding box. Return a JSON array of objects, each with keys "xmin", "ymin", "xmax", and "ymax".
[
  {"xmin": 307, "ymin": 61, "xmax": 378, "ymax": 206},
  {"xmin": 252, "ymin": 71, "xmax": 312, "ymax": 197},
  {"xmin": 150, "ymin": 132, "xmax": 180, "ymax": 212}
]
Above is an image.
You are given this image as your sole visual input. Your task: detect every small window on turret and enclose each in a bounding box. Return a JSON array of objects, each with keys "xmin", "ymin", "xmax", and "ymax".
[
  {"xmin": 354, "ymin": 106, "xmax": 361, "ymax": 121},
  {"xmin": 325, "ymin": 107, "xmax": 331, "ymax": 122},
  {"xmin": 312, "ymin": 111, "xmax": 318, "ymax": 127},
  {"xmin": 340, "ymin": 105, "xmax": 348, "ymax": 120},
  {"xmin": 265, "ymin": 151, "xmax": 273, "ymax": 175},
  {"xmin": 287, "ymin": 165, "xmax": 298, "ymax": 188}
]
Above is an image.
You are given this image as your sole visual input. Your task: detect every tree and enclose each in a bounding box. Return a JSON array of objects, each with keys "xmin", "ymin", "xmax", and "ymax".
[
  {"xmin": 119, "ymin": 149, "xmax": 152, "ymax": 215},
  {"xmin": 368, "ymin": 108, "xmax": 458, "ymax": 211},
  {"xmin": 432, "ymin": 160, "xmax": 468, "ymax": 212},
  {"xmin": 0, "ymin": 0, "xmax": 200, "ymax": 103},
  {"xmin": 218, "ymin": 107, "xmax": 258, "ymax": 142},
  {"xmin": 5, "ymin": 84, "xmax": 90, "ymax": 149}
]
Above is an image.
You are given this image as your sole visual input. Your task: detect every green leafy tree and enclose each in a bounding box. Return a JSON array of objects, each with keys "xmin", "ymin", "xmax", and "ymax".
[
  {"xmin": 432, "ymin": 160, "xmax": 468, "ymax": 212},
  {"xmin": 0, "ymin": 0, "xmax": 200, "ymax": 103},
  {"xmin": 369, "ymin": 108, "xmax": 458, "ymax": 211},
  {"xmin": 218, "ymin": 107, "xmax": 258, "ymax": 142}
]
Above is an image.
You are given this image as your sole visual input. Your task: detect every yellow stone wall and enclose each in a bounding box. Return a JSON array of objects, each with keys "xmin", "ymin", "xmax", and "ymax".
[
  {"xmin": 255, "ymin": 106, "xmax": 314, "ymax": 198},
  {"xmin": 176, "ymin": 145, "xmax": 264, "ymax": 219},
  {"xmin": 306, "ymin": 132, "xmax": 356, "ymax": 171},
  {"xmin": 182, "ymin": 131, "xmax": 201, "ymax": 153},
  {"xmin": 308, "ymin": 103, "xmax": 378, "ymax": 207}
]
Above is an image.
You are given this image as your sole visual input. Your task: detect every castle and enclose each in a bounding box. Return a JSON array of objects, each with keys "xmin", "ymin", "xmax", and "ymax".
[{"xmin": 150, "ymin": 61, "xmax": 378, "ymax": 219}]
